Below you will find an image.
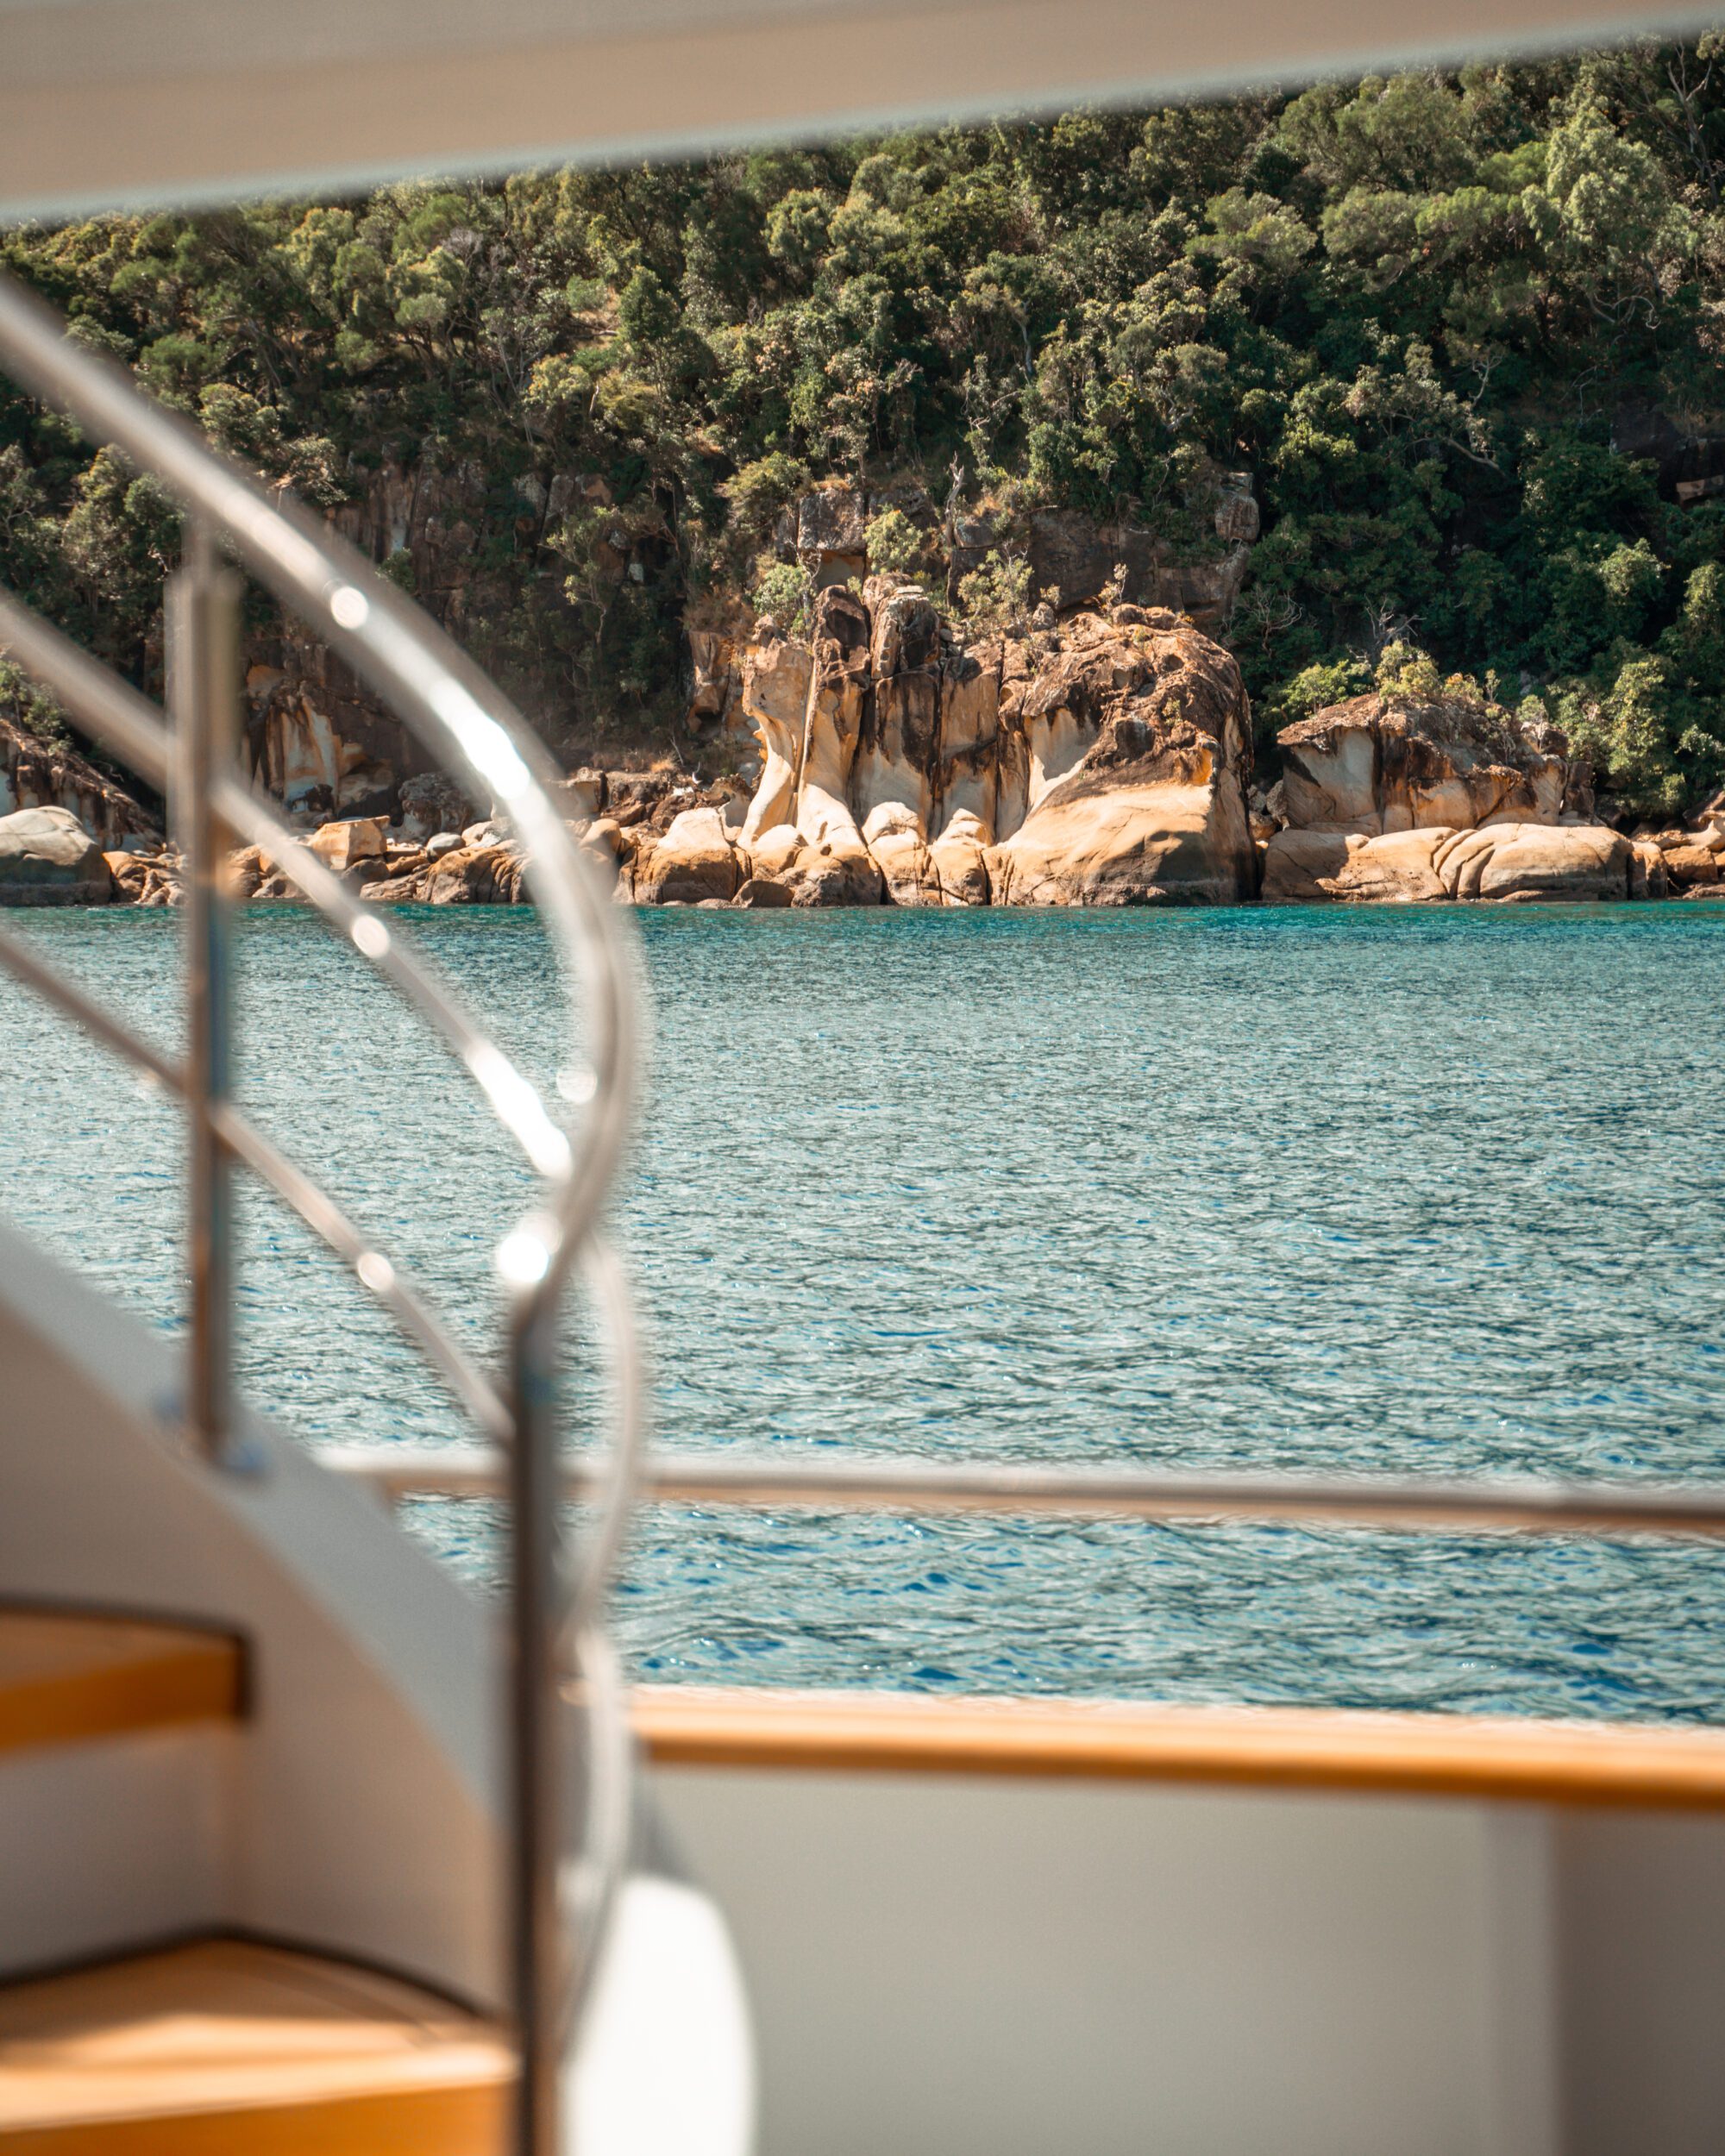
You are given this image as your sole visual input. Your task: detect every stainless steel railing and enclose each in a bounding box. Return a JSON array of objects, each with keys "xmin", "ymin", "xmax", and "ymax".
[
  {"xmin": 309, "ymin": 1445, "xmax": 1725, "ymax": 1542},
  {"xmin": 0, "ymin": 268, "xmax": 640, "ymax": 2156}
]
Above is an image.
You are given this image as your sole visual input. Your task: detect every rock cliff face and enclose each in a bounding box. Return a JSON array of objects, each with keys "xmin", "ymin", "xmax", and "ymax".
[
  {"xmin": 244, "ymin": 630, "xmax": 420, "ymax": 821},
  {"xmin": 626, "ymin": 587, "xmax": 1256, "ymax": 908},
  {"xmin": 0, "ymin": 707, "xmax": 160, "ymax": 849}
]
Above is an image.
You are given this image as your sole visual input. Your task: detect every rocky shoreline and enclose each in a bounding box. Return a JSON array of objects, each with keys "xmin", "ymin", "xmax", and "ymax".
[{"xmin": 3, "ymin": 586, "xmax": 1725, "ymax": 911}]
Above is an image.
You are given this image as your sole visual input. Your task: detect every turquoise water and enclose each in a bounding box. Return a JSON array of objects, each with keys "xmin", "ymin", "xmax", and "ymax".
[{"xmin": 3, "ymin": 902, "xmax": 1725, "ymax": 1719}]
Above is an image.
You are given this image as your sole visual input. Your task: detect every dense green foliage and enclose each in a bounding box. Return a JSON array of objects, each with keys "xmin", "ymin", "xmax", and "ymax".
[{"xmin": 6, "ymin": 39, "xmax": 1725, "ymax": 809}]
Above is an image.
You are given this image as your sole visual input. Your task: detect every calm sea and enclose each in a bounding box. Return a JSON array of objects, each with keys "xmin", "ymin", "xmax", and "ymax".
[{"xmin": 4, "ymin": 901, "xmax": 1725, "ymax": 1720}]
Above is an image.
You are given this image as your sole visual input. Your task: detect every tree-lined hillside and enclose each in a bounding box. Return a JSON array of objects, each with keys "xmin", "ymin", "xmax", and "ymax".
[{"xmin": 4, "ymin": 40, "xmax": 1725, "ymax": 813}]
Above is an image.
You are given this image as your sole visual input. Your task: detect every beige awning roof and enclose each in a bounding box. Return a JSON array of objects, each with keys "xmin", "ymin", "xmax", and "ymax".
[{"xmin": 0, "ymin": 0, "xmax": 1717, "ymax": 222}]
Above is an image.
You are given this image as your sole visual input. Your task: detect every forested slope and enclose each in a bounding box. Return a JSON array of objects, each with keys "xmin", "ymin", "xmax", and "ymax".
[{"xmin": 4, "ymin": 40, "xmax": 1725, "ymax": 814}]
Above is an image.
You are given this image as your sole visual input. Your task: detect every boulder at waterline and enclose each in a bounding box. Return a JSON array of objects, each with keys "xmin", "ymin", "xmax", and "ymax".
[
  {"xmin": 1261, "ymin": 827, "xmax": 1452, "ymax": 903},
  {"xmin": 928, "ymin": 809, "xmax": 993, "ymax": 906},
  {"xmin": 627, "ymin": 805, "xmax": 745, "ymax": 905},
  {"xmin": 862, "ymin": 801, "xmax": 940, "ymax": 906},
  {"xmin": 426, "ymin": 844, "xmax": 510, "ymax": 905},
  {"xmin": 733, "ymin": 876, "xmax": 793, "ymax": 908},
  {"xmin": 0, "ymin": 807, "xmax": 113, "ymax": 905},
  {"xmin": 1263, "ymin": 821, "xmax": 1634, "ymax": 902},
  {"xmin": 1433, "ymin": 822, "xmax": 1632, "ymax": 901},
  {"xmin": 1629, "ymin": 843, "xmax": 1670, "ymax": 900}
]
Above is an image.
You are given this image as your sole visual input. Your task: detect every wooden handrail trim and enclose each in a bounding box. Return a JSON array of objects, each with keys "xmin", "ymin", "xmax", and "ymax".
[
  {"xmin": 632, "ymin": 1686, "xmax": 1725, "ymax": 1810},
  {"xmin": 0, "ymin": 1611, "xmax": 242, "ymax": 1758}
]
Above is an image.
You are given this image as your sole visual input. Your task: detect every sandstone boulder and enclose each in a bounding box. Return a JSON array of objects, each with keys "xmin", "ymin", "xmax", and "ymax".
[
  {"xmin": 1433, "ymin": 822, "xmax": 1632, "ymax": 901},
  {"xmin": 928, "ymin": 809, "xmax": 992, "ymax": 906},
  {"xmin": 630, "ymin": 806, "xmax": 744, "ymax": 905},
  {"xmin": 0, "ymin": 807, "xmax": 112, "ymax": 905},
  {"xmin": 580, "ymin": 816, "xmax": 624, "ymax": 861},
  {"xmin": 491, "ymin": 851, "xmax": 529, "ymax": 905},
  {"xmin": 426, "ymin": 844, "xmax": 507, "ymax": 905},
  {"xmin": 222, "ymin": 846, "xmax": 267, "ymax": 901},
  {"xmin": 734, "ymin": 877, "xmax": 793, "ymax": 908},
  {"xmin": 742, "ymin": 824, "xmax": 800, "ymax": 882},
  {"xmin": 105, "ymin": 850, "xmax": 158, "ymax": 903},
  {"xmin": 1276, "ymin": 694, "xmax": 1590, "ymax": 834},
  {"xmin": 1262, "ymin": 827, "xmax": 1452, "ymax": 903},
  {"xmin": 1629, "ymin": 842, "xmax": 1670, "ymax": 900},
  {"xmin": 1661, "ymin": 842, "xmax": 1725, "ymax": 887},
  {"xmin": 360, "ymin": 869, "xmax": 431, "ymax": 904},
  {"xmin": 308, "ymin": 818, "xmax": 387, "ymax": 872},
  {"xmin": 1264, "ymin": 821, "xmax": 1634, "ymax": 902},
  {"xmin": 787, "ymin": 843, "xmax": 883, "ymax": 907},
  {"xmin": 863, "ymin": 801, "xmax": 939, "ymax": 906},
  {"xmin": 985, "ymin": 619, "xmax": 1255, "ymax": 906}
]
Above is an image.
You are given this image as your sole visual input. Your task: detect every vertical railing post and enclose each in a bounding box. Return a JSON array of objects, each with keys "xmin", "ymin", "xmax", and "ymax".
[
  {"xmin": 510, "ymin": 1300, "xmax": 569, "ymax": 2156},
  {"xmin": 171, "ymin": 522, "xmax": 241, "ymax": 1464}
]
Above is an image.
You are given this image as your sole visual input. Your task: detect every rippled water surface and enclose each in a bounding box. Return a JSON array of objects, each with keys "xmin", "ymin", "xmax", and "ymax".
[{"xmin": 4, "ymin": 901, "xmax": 1725, "ymax": 1720}]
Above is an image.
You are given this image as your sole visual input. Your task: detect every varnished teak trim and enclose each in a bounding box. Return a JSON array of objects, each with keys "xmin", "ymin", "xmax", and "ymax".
[
  {"xmin": 0, "ymin": 1940, "xmax": 508, "ymax": 2153},
  {"xmin": 0, "ymin": 1612, "xmax": 242, "ymax": 1758},
  {"xmin": 633, "ymin": 1686, "xmax": 1725, "ymax": 1810}
]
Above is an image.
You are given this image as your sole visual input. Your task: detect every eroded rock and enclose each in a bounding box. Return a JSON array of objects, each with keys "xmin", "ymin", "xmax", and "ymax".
[
  {"xmin": 307, "ymin": 818, "xmax": 387, "ymax": 873},
  {"xmin": 1276, "ymin": 694, "xmax": 1590, "ymax": 834},
  {"xmin": 863, "ymin": 800, "xmax": 939, "ymax": 906},
  {"xmin": 735, "ymin": 876, "xmax": 793, "ymax": 908},
  {"xmin": 630, "ymin": 805, "xmax": 745, "ymax": 904},
  {"xmin": 985, "ymin": 617, "xmax": 1255, "ymax": 906},
  {"xmin": 1, "ymin": 708, "xmax": 159, "ymax": 850},
  {"xmin": 1262, "ymin": 828, "xmax": 1452, "ymax": 903},
  {"xmin": 0, "ymin": 806, "xmax": 113, "ymax": 905},
  {"xmin": 1434, "ymin": 822, "xmax": 1631, "ymax": 901},
  {"xmin": 929, "ymin": 809, "xmax": 993, "ymax": 906}
]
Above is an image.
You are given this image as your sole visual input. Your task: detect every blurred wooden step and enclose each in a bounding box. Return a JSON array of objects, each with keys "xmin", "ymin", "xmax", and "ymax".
[
  {"xmin": 0, "ymin": 1937, "xmax": 511, "ymax": 2153},
  {"xmin": 0, "ymin": 1610, "xmax": 241, "ymax": 1758}
]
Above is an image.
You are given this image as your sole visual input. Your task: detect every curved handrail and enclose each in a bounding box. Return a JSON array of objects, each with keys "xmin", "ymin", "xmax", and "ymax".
[{"xmin": 0, "ymin": 266, "xmax": 642, "ymax": 2156}]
